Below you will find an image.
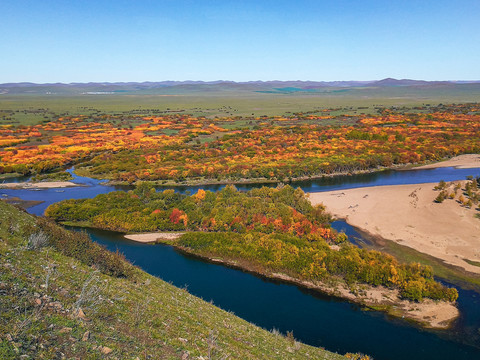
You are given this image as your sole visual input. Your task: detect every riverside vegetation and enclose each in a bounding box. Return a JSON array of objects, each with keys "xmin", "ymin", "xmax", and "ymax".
[
  {"xmin": 0, "ymin": 200, "xmax": 355, "ymax": 359},
  {"xmin": 46, "ymin": 184, "xmax": 458, "ymax": 303},
  {"xmin": 433, "ymin": 177, "xmax": 480, "ymax": 216}
]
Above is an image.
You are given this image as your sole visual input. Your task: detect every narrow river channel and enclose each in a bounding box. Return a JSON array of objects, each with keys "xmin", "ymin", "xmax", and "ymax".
[{"xmin": 2, "ymin": 166, "xmax": 480, "ymax": 360}]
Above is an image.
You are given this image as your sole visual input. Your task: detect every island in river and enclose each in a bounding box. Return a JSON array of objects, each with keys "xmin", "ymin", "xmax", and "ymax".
[{"xmin": 45, "ymin": 182, "xmax": 460, "ymax": 330}]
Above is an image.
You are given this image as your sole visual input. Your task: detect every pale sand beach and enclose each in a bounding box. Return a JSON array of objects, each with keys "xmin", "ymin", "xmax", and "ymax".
[
  {"xmin": 329, "ymin": 283, "xmax": 459, "ymax": 329},
  {"xmin": 0, "ymin": 181, "xmax": 80, "ymax": 189},
  {"xmin": 124, "ymin": 232, "xmax": 185, "ymax": 243},
  {"xmin": 309, "ymin": 182, "xmax": 480, "ymax": 274},
  {"xmin": 415, "ymin": 154, "xmax": 480, "ymax": 169}
]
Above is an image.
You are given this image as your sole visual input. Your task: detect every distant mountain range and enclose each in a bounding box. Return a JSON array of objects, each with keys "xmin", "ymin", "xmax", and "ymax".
[{"xmin": 1, "ymin": 78, "xmax": 480, "ymax": 95}]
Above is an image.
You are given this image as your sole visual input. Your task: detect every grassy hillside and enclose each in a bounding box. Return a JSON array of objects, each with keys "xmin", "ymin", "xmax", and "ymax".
[{"xmin": 0, "ymin": 200, "xmax": 349, "ymax": 359}]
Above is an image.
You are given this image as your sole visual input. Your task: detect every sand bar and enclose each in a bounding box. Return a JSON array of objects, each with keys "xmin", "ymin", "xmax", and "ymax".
[
  {"xmin": 310, "ymin": 182, "xmax": 480, "ymax": 274},
  {"xmin": 415, "ymin": 154, "xmax": 480, "ymax": 169},
  {"xmin": 0, "ymin": 181, "xmax": 80, "ymax": 189},
  {"xmin": 124, "ymin": 232, "xmax": 185, "ymax": 243}
]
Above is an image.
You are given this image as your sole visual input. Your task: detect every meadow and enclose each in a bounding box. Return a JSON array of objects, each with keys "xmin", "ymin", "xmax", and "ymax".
[{"xmin": 2, "ymin": 82, "xmax": 480, "ymax": 125}]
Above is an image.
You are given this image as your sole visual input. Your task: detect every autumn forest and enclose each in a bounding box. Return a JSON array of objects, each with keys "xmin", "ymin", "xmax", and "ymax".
[{"xmin": 1, "ymin": 103, "xmax": 479, "ymax": 184}]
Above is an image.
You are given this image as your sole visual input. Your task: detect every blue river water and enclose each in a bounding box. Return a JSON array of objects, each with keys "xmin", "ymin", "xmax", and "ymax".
[
  {"xmin": 82, "ymin": 227, "xmax": 480, "ymax": 360},
  {"xmin": 2, "ymin": 166, "xmax": 479, "ymax": 217},
  {"xmin": 2, "ymin": 166, "xmax": 480, "ymax": 359}
]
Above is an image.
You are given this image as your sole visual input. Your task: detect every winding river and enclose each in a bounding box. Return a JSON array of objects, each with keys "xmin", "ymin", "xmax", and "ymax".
[{"xmin": 2, "ymin": 166, "xmax": 480, "ymax": 360}]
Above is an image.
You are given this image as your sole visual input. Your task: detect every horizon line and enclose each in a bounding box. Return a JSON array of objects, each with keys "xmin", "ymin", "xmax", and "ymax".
[{"xmin": 2, "ymin": 78, "xmax": 480, "ymax": 86}]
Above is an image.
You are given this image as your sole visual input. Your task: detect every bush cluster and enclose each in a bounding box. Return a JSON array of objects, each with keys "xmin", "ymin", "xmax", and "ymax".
[
  {"xmin": 46, "ymin": 184, "xmax": 340, "ymax": 241},
  {"xmin": 35, "ymin": 217, "xmax": 133, "ymax": 278}
]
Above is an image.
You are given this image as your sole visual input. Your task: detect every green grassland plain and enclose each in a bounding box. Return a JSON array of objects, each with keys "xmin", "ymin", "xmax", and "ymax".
[{"xmin": 2, "ymin": 83, "xmax": 480, "ymax": 125}]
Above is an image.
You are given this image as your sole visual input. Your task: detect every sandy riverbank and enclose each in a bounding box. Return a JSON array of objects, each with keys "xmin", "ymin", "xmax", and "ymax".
[
  {"xmin": 269, "ymin": 272, "xmax": 458, "ymax": 329},
  {"xmin": 0, "ymin": 181, "xmax": 80, "ymax": 189},
  {"xmin": 124, "ymin": 232, "xmax": 184, "ymax": 243},
  {"xmin": 309, "ymin": 182, "xmax": 480, "ymax": 274},
  {"xmin": 415, "ymin": 154, "xmax": 480, "ymax": 169}
]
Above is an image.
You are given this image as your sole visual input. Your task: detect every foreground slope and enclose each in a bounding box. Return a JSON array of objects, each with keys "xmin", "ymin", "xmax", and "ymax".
[{"xmin": 0, "ymin": 200, "xmax": 347, "ymax": 359}]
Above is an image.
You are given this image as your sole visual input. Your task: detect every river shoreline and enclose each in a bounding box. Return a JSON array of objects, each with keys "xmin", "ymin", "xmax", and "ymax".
[
  {"xmin": 413, "ymin": 154, "xmax": 480, "ymax": 170},
  {"xmin": 124, "ymin": 232, "xmax": 184, "ymax": 243},
  {"xmin": 168, "ymin": 241, "xmax": 459, "ymax": 329},
  {"xmin": 103, "ymin": 167, "xmax": 393, "ymax": 187},
  {"xmin": 121, "ymin": 231, "xmax": 459, "ymax": 329},
  {"xmin": 97, "ymin": 154, "xmax": 479, "ymax": 187},
  {"xmin": 3, "ymin": 154, "xmax": 478, "ymax": 190}
]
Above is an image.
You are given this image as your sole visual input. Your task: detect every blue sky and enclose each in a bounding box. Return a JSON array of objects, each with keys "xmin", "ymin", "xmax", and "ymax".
[{"xmin": 1, "ymin": 0, "xmax": 479, "ymax": 82}]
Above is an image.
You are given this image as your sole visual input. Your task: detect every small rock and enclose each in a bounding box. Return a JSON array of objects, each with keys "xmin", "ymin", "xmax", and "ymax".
[
  {"xmin": 19, "ymin": 355, "xmax": 29, "ymax": 359},
  {"xmin": 34, "ymin": 298, "xmax": 42, "ymax": 305},
  {"xmin": 59, "ymin": 327, "xmax": 72, "ymax": 334},
  {"xmin": 6, "ymin": 333, "xmax": 13, "ymax": 342},
  {"xmin": 82, "ymin": 331, "xmax": 90, "ymax": 341},
  {"xmin": 48, "ymin": 301, "xmax": 63, "ymax": 309},
  {"xmin": 76, "ymin": 308, "xmax": 87, "ymax": 320},
  {"xmin": 100, "ymin": 346, "xmax": 113, "ymax": 354},
  {"xmin": 181, "ymin": 351, "xmax": 189, "ymax": 359},
  {"xmin": 178, "ymin": 337, "xmax": 188, "ymax": 344}
]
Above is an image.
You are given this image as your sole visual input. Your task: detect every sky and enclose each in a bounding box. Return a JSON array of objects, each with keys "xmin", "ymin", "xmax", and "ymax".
[{"xmin": 1, "ymin": 0, "xmax": 479, "ymax": 83}]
